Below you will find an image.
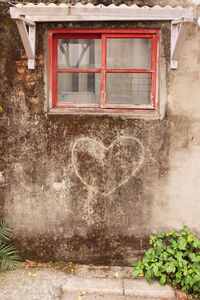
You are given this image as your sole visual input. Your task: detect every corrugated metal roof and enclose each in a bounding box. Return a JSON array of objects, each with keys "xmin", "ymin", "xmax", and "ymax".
[
  {"xmin": 11, "ymin": 3, "xmax": 195, "ymax": 22},
  {"xmin": 14, "ymin": 3, "xmax": 194, "ymax": 10}
]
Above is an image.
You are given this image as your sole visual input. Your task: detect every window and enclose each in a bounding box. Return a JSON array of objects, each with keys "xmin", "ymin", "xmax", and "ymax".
[{"xmin": 48, "ymin": 29, "xmax": 160, "ymax": 115}]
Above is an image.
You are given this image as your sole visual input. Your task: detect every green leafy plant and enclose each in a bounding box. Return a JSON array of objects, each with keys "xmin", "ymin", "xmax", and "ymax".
[
  {"xmin": 0, "ymin": 220, "xmax": 21, "ymax": 271},
  {"xmin": 133, "ymin": 226, "xmax": 200, "ymax": 299}
]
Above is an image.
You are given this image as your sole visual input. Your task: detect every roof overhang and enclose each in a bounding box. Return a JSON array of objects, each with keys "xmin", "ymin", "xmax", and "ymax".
[{"xmin": 10, "ymin": 3, "xmax": 196, "ymax": 69}]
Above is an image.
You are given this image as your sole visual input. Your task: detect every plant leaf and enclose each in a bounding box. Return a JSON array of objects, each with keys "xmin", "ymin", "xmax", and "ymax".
[
  {"xmin": 160, "ymin": 274, "xmax": 166, "ymax": 286},
  {"xmin": 145, "ymin": 270, "xmax": 152, "ymax": 284}
]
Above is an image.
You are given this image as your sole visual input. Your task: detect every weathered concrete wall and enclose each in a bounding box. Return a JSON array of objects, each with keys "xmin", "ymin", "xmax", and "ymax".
[{"xmin": 0, "ymin": 0, "xmax": 200, "ymax": 265}]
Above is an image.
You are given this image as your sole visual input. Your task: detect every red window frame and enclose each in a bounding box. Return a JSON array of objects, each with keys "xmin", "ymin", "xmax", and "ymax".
[{"xmin": 48, "ymin": 29, "xmax": 160, "ymax": 115}]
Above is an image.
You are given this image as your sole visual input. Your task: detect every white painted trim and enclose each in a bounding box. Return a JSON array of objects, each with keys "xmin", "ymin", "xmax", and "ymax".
[
  {"xmin": 171, "ymin": 18, "xmax": 191, "ymax": 69},
  {"xmin": 28, "ymin": 24, "xmax": 36, "ymax": 69},
  {"xmin": 198, "ymin": 17, "xmax": 200, "ymax": 27},
  {"xmin": 16, "ymin": 20, "xmax": 36, "ymax": 69},
  {"xmin": 10, "ymin": 5, "xmax": 195, "ymax": 22},
  {"xmin": 18, "ymin": 16, "xmax": 35, "ymax": 26}
]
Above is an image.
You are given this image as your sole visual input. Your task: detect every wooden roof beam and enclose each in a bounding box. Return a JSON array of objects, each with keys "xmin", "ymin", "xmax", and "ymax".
[
  {"xmin": 16, "ymin": 20, "xmax": 36, "ymax": 69},
  {"xmin": 171, "ymin": 18, "xmax": 192, "ymax": 69}
]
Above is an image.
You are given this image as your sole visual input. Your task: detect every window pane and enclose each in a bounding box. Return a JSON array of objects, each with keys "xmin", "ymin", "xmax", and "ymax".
[
  {"xmin": 58, "ymin": 39, "xmax": 101, "ymax": 69},
  {"xmin": 58, "ymin": 73, "xmax": 101, "ymax": 104},
  {"xmin": 106, "ymin": 73, "xmax": 151, "ymax": 104},
  {"xmin": 107, "ymin": 38, "xmax": 152, "ymax": 69}
]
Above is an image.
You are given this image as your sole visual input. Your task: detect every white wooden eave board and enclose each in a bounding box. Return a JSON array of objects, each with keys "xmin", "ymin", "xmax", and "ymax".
[
  {"xmin": 9, "ymin": 3, "xmax": 196, "ymax": 69},
  {"xmin": 10, "ymin": 3, "xmax": 195, "ymax": 22}
]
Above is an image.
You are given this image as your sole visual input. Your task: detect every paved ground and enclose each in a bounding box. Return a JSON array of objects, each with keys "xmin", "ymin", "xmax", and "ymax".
[{"xmin": 0, "ymin": 263, "xmax": 185, "ymax": 300}]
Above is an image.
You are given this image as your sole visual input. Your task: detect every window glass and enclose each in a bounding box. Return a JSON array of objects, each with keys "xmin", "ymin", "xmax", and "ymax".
[
  {"xmin": 57, "ymin": 73, "xmax": 101, "ymax": 104},
  {"xmin": 107, "ymin": 38, "xmax": 152, "ymax": 69},
  {"xmin": 58, "ymin": 39, "xmax": 101, "ymax": 69},
  {"xmin": 106, "ymin": 73, "xmax": 151, "ymax": 104},
  {"xmin": 50, "ymin": 30, "xmax": 159, "ymax": 112}
]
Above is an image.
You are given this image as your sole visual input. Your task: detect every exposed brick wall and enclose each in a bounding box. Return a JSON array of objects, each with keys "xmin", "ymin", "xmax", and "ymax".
[{"xmin": 15, "ymin": 54, "xmax": 44, "ymax": 105}]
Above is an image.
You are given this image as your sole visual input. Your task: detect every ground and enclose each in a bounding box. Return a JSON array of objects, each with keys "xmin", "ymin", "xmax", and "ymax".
[{"xmin": 0, "ymin": 262, "xmax": 189, "ymax": 300}]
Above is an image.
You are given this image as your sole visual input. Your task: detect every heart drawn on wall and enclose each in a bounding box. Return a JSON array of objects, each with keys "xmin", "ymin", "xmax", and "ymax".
[{"xmin": 72, "ymin": 136, "xmax": 144, "ymax": 196}]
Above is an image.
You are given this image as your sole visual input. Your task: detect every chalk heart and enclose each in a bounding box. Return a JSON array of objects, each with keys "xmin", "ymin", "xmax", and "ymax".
[{"xmin": 72, "ymin": 137, "xmax": 144, "ymax": 196}]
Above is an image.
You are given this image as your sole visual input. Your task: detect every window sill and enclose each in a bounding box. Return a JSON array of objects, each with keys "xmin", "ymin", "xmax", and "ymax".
[{"xmin": 47, "ymin": 107, "xmax": 160, "ymax": 119}]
